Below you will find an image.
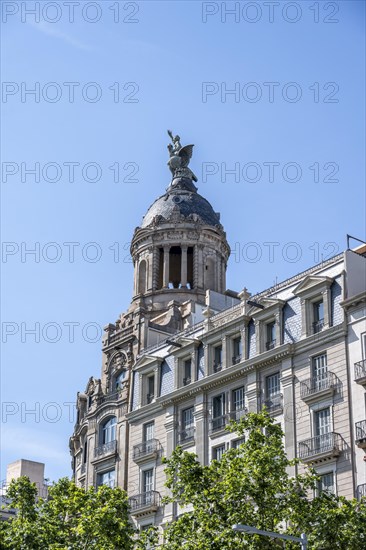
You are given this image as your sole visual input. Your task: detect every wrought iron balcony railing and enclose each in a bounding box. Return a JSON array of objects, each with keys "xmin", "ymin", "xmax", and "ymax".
[
  {"xmin": 178, "ymin": 426, "xmax": 195, "ymax": 444},
  {"xmin": 232, "ymin": 355, "xmax": 242, "ymax": 365},
  {"xmin": 183, "ymin": 377, "xmax": 191, "ymax": 386},
  {"xmin": 94, "ymin": 439, "xmax": 117, "ymax": 459},
  {"xmin": 261, "ymin": 393, "xmax": 283, "ymax": 415},
  {"xmin": 129, "ymin": 490, "xmax": 161, "ymax": 513},
  {"xmin": 146, "ymin": 393, "xmax": 154, "ymax": 404},
  {"xmin": 312, "ymin": 319, "xmax": 324, "ymax": 334},
  {"xmin": 213, "ymin": 362, "xmax": 222, "ymax": 373},
  {"xmin": 355, "ymin": 419, "xmax": 366, "ymax": 447},
  {"xmin": 211, "ymin": 414, "xmax": 227, "ymax": 432},
  {"xmin": 298, "ymin": 432, "xmax": 341, "ymax": 461},
  {"xmin": 354, "ymin": 360, "xmax": 366, "ymax": 383},
  {"xmin": 132, "ymin": 439, "xmax": 160, "ymax": 461},
  {"xmin": 229, "ymin": 407, "xmax": 247, "ymax": 422},
  {"xmin": 266, "ymin": 339, "xmax": 276, "ymax": 351},
  {"xmin": 300, "ymin": 371, "xmax": 337, "ymax": 400},
  {"xmin": 356, "ymin": 483, "xmax": 366, "ymax": 501}
]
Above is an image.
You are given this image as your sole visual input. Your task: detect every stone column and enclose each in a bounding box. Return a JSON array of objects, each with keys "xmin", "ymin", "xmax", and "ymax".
[
  {"xmin": 194, "ymin": 395, "xmax": 208, "ymax": 465},
  {"xmin": 181, "ymin": 245, "xmax": 188, "ymax": 288},
  {"xmin": 246, "ymin": 371, "xmax": 259, "ymax": 413},
  {"xmin": 163, "ymin": 245, "xmax": 170, "ymax": 288},
  {"xmin": 281, "ymin": 358, "xmax": 296, "ymax": 475},
  {"xmin": 164, "ymin": 406, "xmax": 177, "ymax": 521},
  {"xmin": 196, "ymin": 245, "xmax": 204, "ymax": 289}
]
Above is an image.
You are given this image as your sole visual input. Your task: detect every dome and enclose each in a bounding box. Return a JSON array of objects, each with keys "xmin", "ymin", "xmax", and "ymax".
[{"xmin": 140, "ymin": 177, "xmax": 222, "ymax": 229}]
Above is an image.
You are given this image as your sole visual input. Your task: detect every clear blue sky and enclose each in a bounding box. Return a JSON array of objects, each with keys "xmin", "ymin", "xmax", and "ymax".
[{"xmin": 1, "ymin": 0, "xmax": 365, "ymax": 482}]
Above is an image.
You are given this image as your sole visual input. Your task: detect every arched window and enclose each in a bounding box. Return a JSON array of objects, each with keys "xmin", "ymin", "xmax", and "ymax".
[
  {"xmin": 101, "ymin": 417, "xmax": 117, "ymax": 444},
  {"xmin": 138, "ymin": 259, "xmax": 147, "ymax": 294},
  {"xmin": 115, "ymin": 370, "xmax": 126, "ymax": 390},
  {"xmin": 83, "ymin": 437, "xmax": 88, "ymax": 464}
]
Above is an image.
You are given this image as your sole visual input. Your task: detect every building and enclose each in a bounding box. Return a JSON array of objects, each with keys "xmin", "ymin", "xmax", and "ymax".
[
  {"xmin": 1, "ymin": 459, "xmax": 48, "ymax": 520},
  {"xmin": 70, "ymin": 133, "xmax": 366, "ymax": 533}
]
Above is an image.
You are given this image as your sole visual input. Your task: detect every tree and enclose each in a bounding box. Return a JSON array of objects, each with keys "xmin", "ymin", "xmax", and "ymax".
[
  {"xmin": 0, "ymin": 477, "xmax": 135, "ymax": 550},
  {"xmin": 161, "ymin": 411, "xmax": 366, "ymax": 549}
]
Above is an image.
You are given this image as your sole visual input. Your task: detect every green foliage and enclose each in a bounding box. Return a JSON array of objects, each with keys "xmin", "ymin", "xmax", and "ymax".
[
  {"xmin": 161, "ymin": 411, "xmax": 366, "ymax": 549},
  {"xmin": 0, "ymin": 477, "xmax": 135, "ymax": 550}
]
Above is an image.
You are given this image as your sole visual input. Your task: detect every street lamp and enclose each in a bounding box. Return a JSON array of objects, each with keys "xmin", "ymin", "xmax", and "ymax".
[{"xmin": 232, "ymin": 524, "xmax": 308, "ymax": 549}]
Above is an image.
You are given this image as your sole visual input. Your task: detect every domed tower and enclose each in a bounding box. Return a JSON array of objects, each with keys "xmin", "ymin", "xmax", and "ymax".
[{"xmin": 130, "ymin": 131, "xmax": 230, "ymax": 331}]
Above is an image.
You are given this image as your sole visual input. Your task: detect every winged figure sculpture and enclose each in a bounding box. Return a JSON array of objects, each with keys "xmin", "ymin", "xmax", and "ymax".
[{"xmin": 167, "ymin": 130, "xmax": 198, "ymax": 182}]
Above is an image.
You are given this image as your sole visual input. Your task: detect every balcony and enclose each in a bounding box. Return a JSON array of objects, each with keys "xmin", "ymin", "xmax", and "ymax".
[
  {"xmin": 210, "ymin": 415, "xmax": 228, "ymax": 433},
  {"xmin": 129, "ymin": 490, "xmax": 161, "ymax": 516},
  {"xmin": 213, "ymin": 362, "xmax": 222, "ymax": 373},
  {"xmin": 312, "ymin": 319, "xmax": 324, "ymax": 334},
  {"xmin": 298, "ymin": 432, "xmax": 341, "ymax": 463},
  {"xmin": 300, "ymin": 372, "xmax": 337, "ymax": 403},
  {"xmin": 183, "ymin": 377, "xmax": 191, "ymax": 386},
  {"xmin": 229, "ymin": 407, "xmax": 247, "ymax": 422},
  {"xmin": 93, "ymin": 440, "xmax": 117, "ymax": 461},
  {"xmin": 266, "ymin": 339, "xmax": 276, "ymax": 351},
  {"xmin": 355, "ymin": 420, "xmax": 366, "ymax": 449},
  {"xmin": 232, "ymin": 355, "xmax": 242, "ymax": 365},
  {"xmin": 178, "ymin": 426, "xmax": 195, "ymax": 445},
  {"xmin": 356, "ymin": 483, "xmax": 366, "ymax": 501},
  {"xmin": 261, "ymin": 393, "xmax": 283, "ymax": 415},
  {"xmin": 132, "ymin": 439, "xmax": 161, "ymax": 463},
  {"xmin": 354, "ymin": 360, "xmax": 366, "ymax": 385},
  {"xmin": 98, "ymin": 391, "xmax": 121, "ymax": 405}
]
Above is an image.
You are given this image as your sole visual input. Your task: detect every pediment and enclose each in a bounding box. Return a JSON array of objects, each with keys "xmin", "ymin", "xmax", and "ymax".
[
  {"xmin": 293, "ymin": 275, "xmax": 333, "ymax": 297},
  {"xmin": 248, "ymin": 297, "xmax": 285, "ymax": 316},
  {"xmin": 133, "ymin": 354, "xmax": 164, "ymax": 371}
]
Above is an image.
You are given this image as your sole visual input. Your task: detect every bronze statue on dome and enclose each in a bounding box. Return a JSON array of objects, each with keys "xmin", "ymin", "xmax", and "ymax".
[{"xmin": 167, "ymin": 130, "xmax": 198, "ymax": 182}]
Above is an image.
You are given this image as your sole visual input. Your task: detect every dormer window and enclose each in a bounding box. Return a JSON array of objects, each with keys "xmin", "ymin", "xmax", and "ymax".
[
  {"xmin": 183, "ymin": 359, "xmax": 192, "ymax": 386},
  {"xmin": 115, "ymin": 370, "xmax": 126, "ymax": 390},
  {"xmin": 213, "ymin": 345, "xmax": 223, "ymax": 372},
  {"xmin": 265, "ymin": 321, "xmax": 276, "ymax": 350},
  {"xmin": 146, "ymin": 375, "xmax": 155, "ymax": 404},
  {"xmin": 312, "ymin": 300, "xmax": 324, "ymax": 334},
  {"xmin": 232, "ymin": 337, "xmax": 242, "ymax": 365}
]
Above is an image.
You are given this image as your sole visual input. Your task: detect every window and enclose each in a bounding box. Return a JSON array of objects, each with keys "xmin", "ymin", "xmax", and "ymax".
[
  {"xmin": 212, "ymin": 444, "xmax": 226, "ymax": 461},
  {"xmin": 312, "ymin": 353, "xmax": 328, "ymax": 389},
  {"xmin": 313, "ymin": 300, "xmax": 324, "ymax": 334},
  {"xmin": 142, "ymin": 422, "xmax": 155, "ymax": 454},
  {"xmin": 181, "ymin": 407, "xmax": 195, "ymax": 442},
  {"xmin": 266, "ymin": 321, "xmax": 276, "ymax": 350},
  {"xmin": 143, "ymin": 469, "xmax": 154, "ymax": 494},
  {"xmin": 213, "ymin": 345, "xmax": 223, "ymax": 372},
  {"xmin": 102, "ymin": 417, "xmax": 117, "ymax": 444},
  {"xmin": 232, "ymin": 387, "xmax": 246, "ymax": 420},
  {"xmin": 98, "ymin": 469, "xmax": 115, "ymax": 488},
  {"xmin": 315, "ymin": 408, "xmax": 331, "ymax": 437},
  {"xmin": 212, "ymin": 393, "xmax": 226, "ymax": 431},
  {"xmin": 232, "ymin": 437, "xmax": 245, "ymax": 449},
  {"xmin": 266, "ymin": 373, "xmax": 280, "ymax": 398},
  {"xmin": 232, "ymin": 337, "xmax": 242, "ymax": 364},
  {"xmin": 115, "ymin": 370, "xmax": 126, "ymax": 390},
  {"xmin": 83, "ymin": 438, "xmax": 88, "ymax": 464},
  {"xmin": 183, "ymin": 359, "xmax": 192, "ymax": 385},
  {"xmin": 146, "ymin": 375, "xmax": 155, "ymax": 404},
  {"xmin": 318, "ymin": 472, "xmax": 334, "ymax": 495}
]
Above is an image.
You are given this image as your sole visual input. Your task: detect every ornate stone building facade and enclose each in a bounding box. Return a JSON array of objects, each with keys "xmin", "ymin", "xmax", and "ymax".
[{"xmin": 70, "ymin": 134, "xmax": 366, "ymax": 533}]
